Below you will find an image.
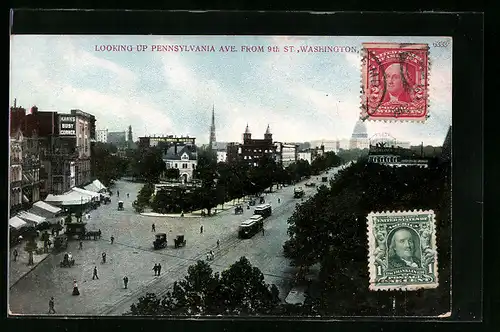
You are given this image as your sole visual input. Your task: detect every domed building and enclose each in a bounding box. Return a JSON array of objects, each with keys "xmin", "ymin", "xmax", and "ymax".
[{"xmin": 349, "ymin": 119, "xmax": 370, "ymax": 149}]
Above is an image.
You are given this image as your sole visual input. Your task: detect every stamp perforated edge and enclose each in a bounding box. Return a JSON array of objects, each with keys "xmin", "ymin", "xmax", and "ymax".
[
  {"xmin": 366, "ymin": 209, "xmax": 439, "ymax": 291},
  {"xmin": 359, "ymin": 43, "xmax": 431, "ymax": 123}
]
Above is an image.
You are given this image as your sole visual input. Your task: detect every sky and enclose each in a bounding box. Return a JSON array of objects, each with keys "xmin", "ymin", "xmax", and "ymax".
[{"xmin": 10, "ymin": 35, "xmax": 452, "ymax": 146}]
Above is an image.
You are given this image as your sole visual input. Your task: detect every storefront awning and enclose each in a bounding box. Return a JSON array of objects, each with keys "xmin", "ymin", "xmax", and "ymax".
[
  {"xmin": 17, "ymin": 211, "xmax": 46, "ymax": 225},
  {"xmin": 32, "ymin": 201, "xmax": 62, "ymax": 214},
  {"xmin": 72, "ymin": 187, "xmax": 100, "ymax": 199},
  {"xmin": 93, "ymin": 179, "xmax": 107, "ymax": 191},
  {"xmin": 45, "ymin": 190, "xmax": 92, "ymax": 206},
  {"xmin": 9, "ymin": 216, "xmax": 27, "ymax": 229},
  {"xmin": 84, "ymin": 183, "xmax": 100, "ymax": 193}
]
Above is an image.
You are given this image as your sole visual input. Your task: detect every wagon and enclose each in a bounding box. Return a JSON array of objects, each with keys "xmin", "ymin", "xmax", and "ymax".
[
  {"xmin": 118, "ymin": 201, "xmax": 124, "ymax": 211},
  {"xmin": 153, "ymin": 233, "xmax": 167, "ymax": 250},
  {"xmin": 60, "ymin": 252, "xmax": 75, "ymax": 268}
]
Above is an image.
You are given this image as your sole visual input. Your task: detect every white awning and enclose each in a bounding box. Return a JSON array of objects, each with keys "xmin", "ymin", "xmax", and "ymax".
[
  {"xmin": 33, "ymin": 201, "xmax": 62, "ymax": 214},
  {"xmin": 93, "ymin": 179, "xmax": 107, "ymax": 190},
  {"xmin": 84, "ymin": 183, "xmax": 100, "ymax": 192},
  {"xmin": 17, "ymin": 211, "xmax": 47, "ymax": 225},
  {"xmin": 45, "ymin": 190, "xmax": 92, "ymax": 206},
  {"xmin": 9, "ymin": 216, "xmax": 27, "ymax": 229},
  {"xmin": 72, "ymin": 187, "xmax": 100, "ymax": 199}
]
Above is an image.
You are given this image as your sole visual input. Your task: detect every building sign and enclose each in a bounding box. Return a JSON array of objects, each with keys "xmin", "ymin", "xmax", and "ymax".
[{"xmin": 59, "ymin": 115, "xmax": 76, "ymax": 136}]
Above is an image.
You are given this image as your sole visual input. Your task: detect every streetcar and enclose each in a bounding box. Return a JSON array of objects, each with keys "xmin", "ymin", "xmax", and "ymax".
[
  {"xmin": 238, "ymin": 215, "xmax": 264, "ymax": 238},
  {"xmin": 254, "ymin": 203, "xmax": 272, "ymax": 219}
]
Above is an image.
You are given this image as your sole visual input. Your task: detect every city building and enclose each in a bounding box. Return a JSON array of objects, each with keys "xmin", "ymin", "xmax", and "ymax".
[
  {"xmin": 226, "ymin": 124, "xmax": 277, "ymax": 167},
  {"xmin": 297, "ymin": 150, "xmax": 312, "ymax": 165},
  {"xmin": 10, "ymin": 129, "xmax": 23, "ymax": 214},
  {"xmin": 96, "ymin": 129, "xmax": 108, "ymax": 143},
  {"xmin": 10, "ymin": 106, "xmax": 96, "ymax": 196},
  {"xmin": 107, "ymin": 131, "xmax": 127, "ymax": 147},
  {"xmin": 162, "ymin": 144, "xmax": 198, "ymax": 183},
  {"xmin": 368, "ymin": 144, "xmax": 429, "ymax": 168},
  {"xmin": 138, "ymin": 135, "xmax": 196, "ymax": 149},
  {"xmin": 217, "ymin": 150, "xmax": 227, "ymax": 163},
  {"xmin": 21, "ymin": 131, "xmax": 41, "ymax": 208},
  {"xmin": 350, "ymin": 120, "xmax": 370, "ymax": 150},
  {"xmin": 275, "ymin": 142, "xmax": 299, "ymax": 168},
  {"xmin": 309, "ymin": 140, "xmax": 338, "ymax": 153}
]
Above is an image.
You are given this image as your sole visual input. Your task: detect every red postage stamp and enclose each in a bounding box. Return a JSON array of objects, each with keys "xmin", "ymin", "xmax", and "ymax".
[{"xmin": 361, "ymin": 43, "xmax": 429, "ymax": 122}]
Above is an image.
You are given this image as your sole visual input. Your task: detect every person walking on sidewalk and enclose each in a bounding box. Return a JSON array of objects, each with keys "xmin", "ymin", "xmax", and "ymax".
[
  {"xmin": 200, "ymin": 225, "xmax": 204, "ymax": 234},
  {"xmin": 157, "ymin": 263, "xmax": 162, "ymax": 276},
  {"xmin": 123, "ymin": 276, "xmax": 129, "ymax": 289},
  {"xmin": 102, "ymin": 252, "xmax": 106, "ymax": 264},
  {"xmin": 262, "ymin": 227, "xmax": 265, "ymax": 236},
  {"xmin": 153, "ymin": 264, "xmax": 158, "ymax": 276},
  {"xmin": 110, "ymin": 236, "xmax": 115, "ymax": 244},
  {"xmin": 13, "ymin": 249, "xmax": 18, "ymax": 262},
  {"xmin": 92, "ymin": 266, "xmax": 99, "ymax": 280},
  {"xmin": 48, "ymin": 297, "xmax": 56, "ymax": 314},
  {"xmin": 216, "ymin": 239, "xmax": 220, "ymax": 248},
  {"xmin": 278, "ymin": 198, "xmax": 281, "ymax": 204},
  {"xmin": 151, "ymin": 223, "xmax": 156, "ymax": 232},
  {"xmin": 79, "ymin": 241, "xmax": 83, "ymax": 250}
]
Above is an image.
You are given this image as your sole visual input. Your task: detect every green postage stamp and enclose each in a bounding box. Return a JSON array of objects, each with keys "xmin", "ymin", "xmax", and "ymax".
[{"xmin": 367, "ymin": 210, "xmax": 438, "ymax": 291}]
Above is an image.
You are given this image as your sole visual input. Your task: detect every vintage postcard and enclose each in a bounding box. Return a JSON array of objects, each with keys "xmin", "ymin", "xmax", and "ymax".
[{"xmin": 8, "ymin": 35, "xmax": 452, "ymax": 317}]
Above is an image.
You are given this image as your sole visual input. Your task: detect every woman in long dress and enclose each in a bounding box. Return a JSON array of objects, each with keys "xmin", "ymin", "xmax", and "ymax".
[{"xmin": 72, "ymin": 279, "xmax": 80, "ymax": 296}]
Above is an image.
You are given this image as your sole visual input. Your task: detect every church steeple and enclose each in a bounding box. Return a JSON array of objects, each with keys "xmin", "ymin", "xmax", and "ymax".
[
  {"xmin": 243, "ymin": 123, "xmax": 251, "ymax": 141},
  {"xmin": 209, "ymin": 104, "xmax": 216, "ymax": 149},
  {"xmin": 264, "ymin": 124, "xmax": 272, "ymax": 140}
]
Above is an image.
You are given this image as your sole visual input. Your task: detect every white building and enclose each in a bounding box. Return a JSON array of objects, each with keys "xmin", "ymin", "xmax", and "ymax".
[
  {"xmin": 96, "ymin": 129, "xmax": 108, "ymax": 143},
  {"xmin": 275, "ymin": 142, "xmax": 298, "ymax": 168},
  {"xmin": 217, "ymin": 150, "xmax": 227, "ymax": 163},
  {"xmin": 162, "ymin": 144, "xmax": 198, "ymax": 183},
  {"xmin": 297, "ymin": 151, "xmax": 312, "ymax": 165},
  {"xmin": 350, "ymin": 120, "xmax": 370, "ymax": 150}
]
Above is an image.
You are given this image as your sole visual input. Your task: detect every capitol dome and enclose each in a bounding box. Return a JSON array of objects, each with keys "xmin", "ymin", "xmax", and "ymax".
[{"xmin": 351, "ymin": 119, "xmax": 368, "ymax": 139}]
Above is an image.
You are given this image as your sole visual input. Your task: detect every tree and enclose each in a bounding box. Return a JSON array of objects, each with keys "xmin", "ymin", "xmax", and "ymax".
[
  {"xmin": 91, "ymin": 142, "xmax": 129, "ymax": 186},
  {"xmin": 127, "ymin": 257, "xmax": 280, "ymax": 316},
  {"xmin": 283, "ymin": 160, "xmax": 451, "ymax": 316}
]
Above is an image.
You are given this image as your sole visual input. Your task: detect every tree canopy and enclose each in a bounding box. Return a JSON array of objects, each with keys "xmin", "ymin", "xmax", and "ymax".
[
  {"xmin": 284, "ymin": 159, "xmax": 451, "ymax": 316},
  {"xmin": 90, "ymin": 142, "xmax": 129, "ymax": 186},
  {"xmin": 128, "ymin": 257, "xmax": 280, "ymax": 316}
]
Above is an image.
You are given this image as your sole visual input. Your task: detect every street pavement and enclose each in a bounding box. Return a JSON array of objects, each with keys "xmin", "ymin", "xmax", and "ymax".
[{"xmin": 9, "ymin": 164, "xmax": 348, "ymax": 316}]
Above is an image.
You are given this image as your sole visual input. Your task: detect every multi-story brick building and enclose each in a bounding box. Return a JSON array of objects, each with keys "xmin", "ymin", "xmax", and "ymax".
[
  {"xmin": 10, "ymin": 106, "xmax": 96, "ymax": 197},
  {"xmin": 226, "ymin": 125, "xmax": 277, "ymax": 167},
  {"xmin": 10, "ymin": 129, "xmax": 23, "ymax": 215}
]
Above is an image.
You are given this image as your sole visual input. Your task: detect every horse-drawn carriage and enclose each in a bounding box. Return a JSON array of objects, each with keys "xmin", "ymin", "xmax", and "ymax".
[
  {"xmin": 84, "ymin": 229, "xmax": 102, "ymax": 240},
  {"xmin": 118, "ymin": 201, "xmax": 124, "ymax": 211},
  {"xmin": 174, "ymin": 235, "xmax": 186, "ymax": 248},
  {"xmin": 234, "ymin": 205, "xmax": 244, "ymax": 214},
  {"xmin": 60, "ymin": 252, "xmax": 75, "ymax": 267},
  {"xmin": 65, "ymin": 222, "xmax": 87, "ymax": 240}
]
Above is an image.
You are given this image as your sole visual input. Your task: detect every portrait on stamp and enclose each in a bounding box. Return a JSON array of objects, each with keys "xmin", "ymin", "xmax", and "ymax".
[
  {"xmin": 362, "ymin": 43, "xmax": 429, "ymax": 122},
  {"xmin": 367, "ymin": 210, "xmax": 438, "ymax": 291}
]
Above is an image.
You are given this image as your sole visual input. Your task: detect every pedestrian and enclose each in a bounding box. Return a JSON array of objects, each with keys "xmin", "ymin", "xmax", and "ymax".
[
  {"xmin": 152, "ymin": 223, "xmax": 156, "ymax": 232},
  {"xmin": 117, "ymin": 190, "xmax": 120, "ymax": 197},
  {"xmin": 72, "ymin": 279, "xmax": 80, "ymax": 296},
  {"xmin": 157, "ymin": 263, "xmax": 162, "ymax": 276},
  {"xmin": 127, "ymin": 193, "xmax": 129, "ymax": 198},
  {"xmin": 216, "ymin": 239, "xmax": 220, "ymax": 248},
  {"xmin": 79, "ymin": 241, "xmax": 83, "ymax": 250},
  {"xmin": 153, "ymin": 264, "xmax": 158, "ymax": 276},
  {"xmin": 13, "ymin": 249, "xmax": 18, "ymax": 262},
  {"xmin": 210, "ymin": 250, "xmax": 214, "ymax": 260},
  {"xmin": 102, "ymin": 252, "xmax": 106, "ymax": 264},
  {"xmin": 200, "ymin": 225, "xmax": 203, "ymax": 234},
  {"xmin": 48, "ymin": 296, "xmax": 56, "ymax": 314},
  {"xmin": 51, "ymin": 228, "xmax": 55, "ymax": 236},
  {"xmin": 110, "ymin": 236, "xmax": 114, "ymax": 244},
  {"xmin": 206, "ymin": 252, "xmax": 211, "ymax": 261},
  {"xmin": 278, "ymin": 198, "xmax": 281, "ymax": 204},
  {"xmin": 92, "ymin": 266, "xmax": 99, "ymax": 280},
  {"xmin": 262, "ymin": 227, "xmax": 265, "ymax": 236},
  {"xmin": 98, "ymin": 229, "xmax": 102, "ymax": 238},
  {"xmin": 123, "ymin": 276, "xmax": 129, "ymax": 289}
]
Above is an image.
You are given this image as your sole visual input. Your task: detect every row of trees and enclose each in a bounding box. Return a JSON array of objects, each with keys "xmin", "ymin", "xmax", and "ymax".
[
  {"xmin": 90, "ymin": 143, "xmax": 129, "ymax": 187},
  {"xmin": 146, "ymin": 148, "xmax": 342, "ymax": 215},
  {"xmin": 128, "ymin": 257, "xmax": 282, "ymax": 316},
  {"xmin": 283, "ymin": 158, "xmax": 451, "ymax": 315}
]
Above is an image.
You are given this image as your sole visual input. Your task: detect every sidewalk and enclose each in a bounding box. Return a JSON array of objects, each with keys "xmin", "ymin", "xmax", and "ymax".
[{"xmin": 9, "ymin": 237, "xmax": 55, "ymax": 289}]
